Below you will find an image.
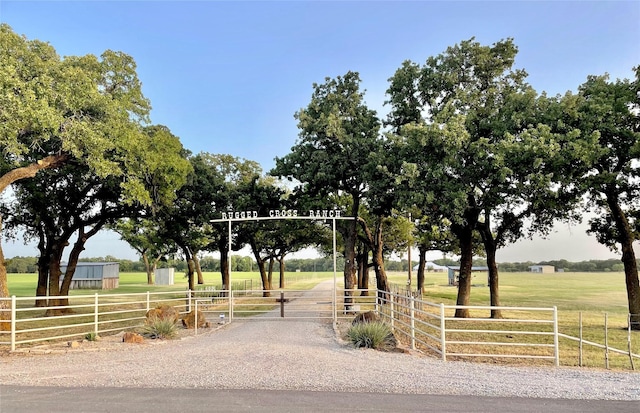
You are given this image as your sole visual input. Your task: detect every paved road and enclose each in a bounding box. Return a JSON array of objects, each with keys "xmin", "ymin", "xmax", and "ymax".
[{"xmin": 1, "ymin": 385, "xmax": 639, "ymax": 413}]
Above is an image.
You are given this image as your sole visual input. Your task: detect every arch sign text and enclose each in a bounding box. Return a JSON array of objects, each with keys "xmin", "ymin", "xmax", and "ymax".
[{"xmin": 221, "ymin": 209, "xmax": 343, "ymax": 220}]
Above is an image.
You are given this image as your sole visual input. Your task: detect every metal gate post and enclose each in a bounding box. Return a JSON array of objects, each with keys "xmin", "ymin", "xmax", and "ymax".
[
  {"xmin": 280, "ymin": 291, "xmax": 285, "ymax": 318},
  {"xmin": 10, "ymin": 296, "xmax": 16, "ymax": 352},
  {"xmin": 440, "ymin": 303, "xmax": 446, "ymax": 361},
  {"xmin": 410, "ymin": 295, "xmax": 415, "ymax": 350},
  {"xmin": 553, "ymin": 306, "xmax": 559, "ymax": 367},
  {"xmin": 94, "ymin": 293, "xmax": 99, "ymax": 336}
]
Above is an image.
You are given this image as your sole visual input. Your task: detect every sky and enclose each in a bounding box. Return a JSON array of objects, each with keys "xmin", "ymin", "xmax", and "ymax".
[{"xmin": 0, "ymin": 0, "xmax": 638, "ymax": 263}]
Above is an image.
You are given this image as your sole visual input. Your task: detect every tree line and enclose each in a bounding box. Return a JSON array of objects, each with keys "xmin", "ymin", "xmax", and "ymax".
[
  {"xmin": 6, "ymin": 256, "xmax": 638, "ymax": 275},
  {"xmin": 0, "ymin": 25, "xmax": 638, "ymax": 327}
]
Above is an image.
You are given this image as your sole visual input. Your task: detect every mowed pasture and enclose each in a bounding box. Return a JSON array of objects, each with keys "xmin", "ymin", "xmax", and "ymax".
[{"xmin": 5, "ymin": 269, "xmax": 639, "ymax": 369}]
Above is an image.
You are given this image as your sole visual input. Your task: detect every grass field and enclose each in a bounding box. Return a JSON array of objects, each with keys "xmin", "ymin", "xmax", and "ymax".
[{"xmin": 4, "ymin": 269, "xmax": 639, "ymax": 369}]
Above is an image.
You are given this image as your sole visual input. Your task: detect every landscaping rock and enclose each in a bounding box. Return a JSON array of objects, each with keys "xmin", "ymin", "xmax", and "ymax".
[
  {"xmin": 351, "ymin": 311, "xmax": 379, "ymax": 325},
  {"xmin": 145, "ymin": 305, "xmax": 180, "ymax": 324},
  {"xmin": 122, "ymin": 332, "xmax": 145, "ymax": 344},
  {"xmin": 181, "ymin": 310, "xmax": 210, "ymax": 329}
]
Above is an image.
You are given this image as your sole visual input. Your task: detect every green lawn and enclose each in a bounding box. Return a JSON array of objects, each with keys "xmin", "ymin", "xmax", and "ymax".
[
  {"xmin": 7, "ymin": 270, "xmax": 632, "ymax": 315},
  {"xmin": 386, "ymin": 270, "xmax": 631, "ymax": 314},
  {"xmin": 6, "ymin": 270, "xmax": 333, "ymax": 297}
]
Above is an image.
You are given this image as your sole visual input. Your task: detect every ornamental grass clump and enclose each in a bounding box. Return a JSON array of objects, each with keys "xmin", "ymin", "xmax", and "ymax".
[
  {"xmin": 140, "ymin": 317, "xmax": 178, "ymax": 340},
  {"xmin": 347, "ymin": 320, "xmax": 397, "ymax": 351}
]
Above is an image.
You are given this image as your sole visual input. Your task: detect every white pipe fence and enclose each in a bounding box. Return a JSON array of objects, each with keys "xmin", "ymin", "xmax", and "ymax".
[{"xmin": 1, "ymin": 288, "xmax": 638, "ymax": 370}]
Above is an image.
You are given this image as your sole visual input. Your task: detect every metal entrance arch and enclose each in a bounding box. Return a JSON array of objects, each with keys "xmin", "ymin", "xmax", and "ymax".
[{"xmin": 209, "ymin": 213, "xmax": 356, "ymax": 326}]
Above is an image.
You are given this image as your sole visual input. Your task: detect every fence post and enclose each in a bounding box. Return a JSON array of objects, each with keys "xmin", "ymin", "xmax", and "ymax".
[
  {"xmin": 94, "ymin": 293, "xmax": 99, "ymax": 336},
  {"xmin": 390, "ymin": 293, "xmax": 395, "ymax": 329},
  {"xmin": 553, "ymin": 306, "xmax": 559, "ymax": 367},
  {"xmin": 10, "ymin": 296, "xmax": 16, "ymax": 352},
  {"xmin": 605, "ymin": 313, "xmax": 609, "ymax": 370},
  {"xmin": 579, "ymin": 312, "xmax": 583, "ymax": 367},
  {"xmin": 146, "ymin": 291, "xmax": 150, "ymax": 312},
  {"xmin": 628, "ymin": 314, "xmax": 636, "ymax": 371},
  {"xmin": 187, "ymin": 290, "xmax": 192, "ymax": 313},
  {"xmin": 280, "ymin": 291, "xmax": 285, "ymax": 318},
  {"xmin": 195, "ymin": 301, "xmax": 199, "ymax": 336},
  {"xmin": 410, "ymin": 295, "xmax": 415, "ymax": 350},
  {"xmin": 229, "ymin": 290, "xmax": 234, "ymax": 321},
  {"xmin": 440, "ymin": 303, "xmax": 446, "ymax": 362}
]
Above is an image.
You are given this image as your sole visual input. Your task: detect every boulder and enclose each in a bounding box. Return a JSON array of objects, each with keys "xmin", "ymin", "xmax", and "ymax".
[
  {"xmin": 145, "ymin": 305, "xmax": 180, "ymax": 324},
  {"xmin": 351, "ymin": 311, "xmax": 379, "ymax": 325},
  {"xmin": 181, "ymin": 310, "xmax": 210, "ymax": 329},
  {"xmin": 122, "ymin": 332, "xmax": 145, "ymax": 344}
]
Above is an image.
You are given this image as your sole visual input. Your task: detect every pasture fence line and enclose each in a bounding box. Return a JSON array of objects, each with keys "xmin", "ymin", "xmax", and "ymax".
[
  {"xmin": 379, "ymin": 290, "xmax": 560, "ymax": 366},
  {"xmin": 0, "ymin": 290, "xmax": 193, "ymax": 351},
  {"xmin": 380, "ymin": 288, "xmax": 639, "ymax": 370},
  {"xmin": 0, "ymin": 288, "xmax": 638, "ymax": 370}
]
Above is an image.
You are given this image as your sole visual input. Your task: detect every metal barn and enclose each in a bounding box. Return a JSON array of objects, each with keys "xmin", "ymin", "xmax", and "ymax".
[{"xmin": 60, "ymin": 262, "xmax": 120, "ymax": 290}]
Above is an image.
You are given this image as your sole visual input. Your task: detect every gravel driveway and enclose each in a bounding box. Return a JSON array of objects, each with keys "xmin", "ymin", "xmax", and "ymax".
[{"xmin": 0, "ymin": 281, "xmax": 638, "ymax": 401}]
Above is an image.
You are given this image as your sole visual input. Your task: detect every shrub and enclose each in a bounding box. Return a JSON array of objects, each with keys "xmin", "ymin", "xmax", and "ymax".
[
  {"xmin": 84, "ymin": 332, "xmax": 99, "ymax": 342},
  {"xmin": 347, "ymin": 320, "xmax": 397, "ymax": 351},
  {"xmin": 139, "ymin": 317, "xmax": 178, "ymax": 339}
]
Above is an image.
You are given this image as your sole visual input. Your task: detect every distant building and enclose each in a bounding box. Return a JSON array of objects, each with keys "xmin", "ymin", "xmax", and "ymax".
[
  {"xmin": 413, "ymin": 262, "xmax": 448, "ymax": 272},
  {"xmin": 528, "ymin": 265, "xmax": 555, "ymax": 274},
  {"xmin": 155, "ymin": 267, "xmax": 175, "ymax": 285},
  {"xmin": 60, "ymin": 262, "xmax": 120, "ymax": 289},
  {"xmin": 447, "ymin": 266, "xmax": 490, "ymax": 286}
]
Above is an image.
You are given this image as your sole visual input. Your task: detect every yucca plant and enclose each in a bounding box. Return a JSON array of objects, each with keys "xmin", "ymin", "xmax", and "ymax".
[
  {"xmin": 139, "ymin": 317, "xmax": 178, "ymax": 340},
  {"xmin": 347, "ymin": 321, "xmax": 397, "ymax": 351}
]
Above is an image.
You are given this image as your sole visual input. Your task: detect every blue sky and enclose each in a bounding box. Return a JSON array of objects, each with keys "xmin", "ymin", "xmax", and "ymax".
[{"xmin": 0, "ymin": 1, "xmax": 638, "ymax": 262}]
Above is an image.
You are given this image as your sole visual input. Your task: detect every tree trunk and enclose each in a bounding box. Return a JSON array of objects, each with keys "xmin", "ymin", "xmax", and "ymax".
[
  {"xmin": 357, "ymin": 243, "xmax": 370, "ymax": 295},
  {"xmin": 371, "ymin": 221, "xmax": 390, "ymax": 298},
  {"xmin": 356, "ymin": 244, "xmax": 365, "ymax": 289},
  {"xmin": 46, "ymin": 257, "xmax": 64, "ymax": 316},
  {"xmin": 35, "ymin": 255, "xmax": 49, "ymax": 307},
  {"xmin": 417, "ymin": 246, "xmax": 427, "ymax": 295},
  {"xmin": 267, "ymin": 257, "xmax": 274, "ymax": 291},
  {"xmin": 0, "ymin": 229, "xmax": 9, "ymax": 331},
  {"xmin": 194, "ymin": 253, "xmax": 204, "ymax": 285},
  {"xmin": 57, "ymin": 223, "xmax": 103, "ymax": 311},
  {"xmin": 478, "ymin": 220, "xmax": 502, "ymax": 319},
  {"xmin": 357, "ymin": 217, "xmax": 390, "ymax": 303},
  {"xmin": 220, "ymin": 244, "xmax": 230, "ymax": 291},
  {"xmin": 343, "ymin": 222, "xmax": 357, "ymax": 306},
  {"xmin": 278, "ymin": 257, "xmax": 285, "ymax": 289},
  {"xmin": 35, "ymin": 236, "xmax": 50, "ymax": 306},
  {"xmin": 0, "ymin": 154, "xmax": 70, "ymax": 315},
  {"xmin": 608, "ymin": 196, "xmax": 640, "ymax": 330},
  {"xmin": 187, "ymin": 257, "xmax": 195, "ymax": 292},
  {"xmin": 454, "ymin": 224, "xmax": 474, "ymax": 318},
  {"xmin": 257, "ymin": 256, "xmax": 269, "ymax": 297},
  {"xmin": 343, "ymin": 196, "xmax": 360, "ymax": 310},
  {"xmin": 142, "ymin": 252, "xmax": 154, "ymax": 285},
  {"xmin": 177, "ymin": 241, "xmax": 195, "ymax": 291}
]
